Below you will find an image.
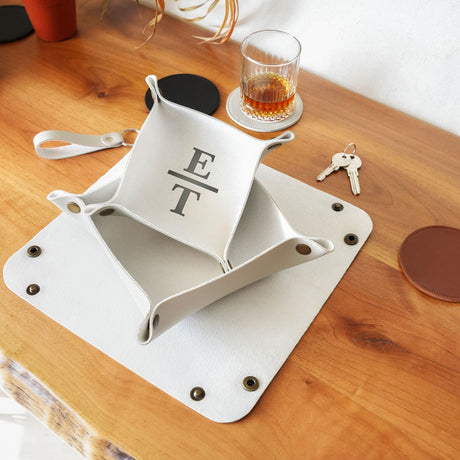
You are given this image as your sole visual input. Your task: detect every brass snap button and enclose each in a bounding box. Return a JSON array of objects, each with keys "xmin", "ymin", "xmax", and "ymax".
[
  {"xmin": 331, "ymin": 202, "xmax": 344, "ymax": 212},
  {"xmin": 27, "ymin": 245, "xmax": 41, "ymax": 257},
  {"xmin": 243, "ymin": 376, "xmax": 259, "ymax": 391},
  {"xmin": 190, "ymin": 387, "xmax": 205, "ymax": 401},
  {"xmin": 26, "ymin": 284, "xmax": 40, "ymax": 295},
  {"xmin": 67, "ymin": 202, "xmax": 81, "ymax": 213},
  {"xmin": 344, "ymin": 233, "xmax": 359, "ymax": 245},
  {"xmin": 296, "ymin": 244, "xmax": 311, "ymax": 255}
]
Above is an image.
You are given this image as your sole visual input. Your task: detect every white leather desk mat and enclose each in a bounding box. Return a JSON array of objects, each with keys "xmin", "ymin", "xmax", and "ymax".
[{"xmin": 4, "ymin": 161, "xmax": 372, "ymax": 423}]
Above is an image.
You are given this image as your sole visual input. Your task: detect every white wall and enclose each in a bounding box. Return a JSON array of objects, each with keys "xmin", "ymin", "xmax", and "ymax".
[{"xmin": 162, "ymin": 0, "xmax": 460, "ymax": 136}]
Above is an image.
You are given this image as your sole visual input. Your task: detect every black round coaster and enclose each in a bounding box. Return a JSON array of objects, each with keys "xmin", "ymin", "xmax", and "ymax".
[
  {"xmin": 0, "ymin": 6, "xmax": 34, "ymax": 44},
  {"xmin": 145, "ymin": 74, "xmax": 220, "ymax": 115}
]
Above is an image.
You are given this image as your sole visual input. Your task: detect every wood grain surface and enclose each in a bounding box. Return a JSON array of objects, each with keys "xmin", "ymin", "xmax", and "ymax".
[{"xmin": 0, "ymin": 1, "xmax": 459, "ymax": 458}]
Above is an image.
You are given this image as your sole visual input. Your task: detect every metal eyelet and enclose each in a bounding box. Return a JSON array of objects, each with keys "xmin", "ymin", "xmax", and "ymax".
[
  {"xmin": 296, "ymin": 244, "xmax": 311, "ymax": 255},
  {"xmin": 243, "ymin": 376, "xmax": 259, "ymax": 391},
  {"xmin": 27, "ymin": 246, "xmax": 41, "ymax": 257},
  {"xmin": 190, "ymin": 387, "xmax": 205, "ymax": 401},
  {"xmin": 331, "ymin": 202, "xmax": 344, "ymax": 212},
  {"xmin": 99, "ymin": 208, "xmax": 115, "ymax": 216},
  {"xmin": 26, "ymin": 284, "xmax": 40, "ymax": 295},
  {"xmin": 67, "ymin": 202, "xmax": 81, "ymax": 213},
  {"xmin": 344, "ymin": 233, "xmax": 359, "ymax": 245}
]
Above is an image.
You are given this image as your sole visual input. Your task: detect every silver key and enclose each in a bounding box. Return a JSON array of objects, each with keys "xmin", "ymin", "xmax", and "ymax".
[
  {"xmin": 317, "ymin": 152, "xmax": 352, "ymax": 181},
  {"xmin": 345, "ymin": 155, "xmax": 362, "ymax": 195}
]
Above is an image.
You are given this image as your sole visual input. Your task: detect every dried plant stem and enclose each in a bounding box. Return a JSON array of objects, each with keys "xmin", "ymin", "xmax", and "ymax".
[
  {"xmin": 181, "ymin": 0, "xmax": 239, "ymax": 44},
  {"xmin": 138, "ymin": 0, "xmax": 165, "ymax": 48},
  {"xmin": 102, "ymin": 0, "xmax": 238, "ymax": 47},
  {"xmin": 148, "ymin": 0, "xmax": 238, "ymax": 45}
]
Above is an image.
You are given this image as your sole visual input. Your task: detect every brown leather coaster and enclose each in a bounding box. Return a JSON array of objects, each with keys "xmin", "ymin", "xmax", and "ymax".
[{"xmin": 399, "ymin": 226, "xmax": 460, "ymax": 302}]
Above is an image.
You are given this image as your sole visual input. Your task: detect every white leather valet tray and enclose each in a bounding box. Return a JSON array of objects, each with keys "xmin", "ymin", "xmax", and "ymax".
[{"xmin": 4, "ymin": 159, "xmax": 372, "ymax": 423}]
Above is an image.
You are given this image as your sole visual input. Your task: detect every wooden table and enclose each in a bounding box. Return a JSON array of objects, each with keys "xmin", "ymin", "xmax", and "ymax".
[{"xmin": 1, "ymin": 1, "xmax": 459, "ymax": 458}]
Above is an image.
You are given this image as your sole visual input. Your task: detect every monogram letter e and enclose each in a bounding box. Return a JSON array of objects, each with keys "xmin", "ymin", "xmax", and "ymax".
[{"xmin": 168, "ymin": 148, "xmax": 219, "ymax": 216}]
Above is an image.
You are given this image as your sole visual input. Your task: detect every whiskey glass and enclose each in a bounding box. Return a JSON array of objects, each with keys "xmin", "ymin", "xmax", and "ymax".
[{"xmin": 240, "ymin": 30, "xmax": 301, "ymax": 121}]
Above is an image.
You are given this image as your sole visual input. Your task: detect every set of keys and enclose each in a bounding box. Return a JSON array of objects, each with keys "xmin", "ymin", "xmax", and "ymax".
[{"xmin": 317, "ymin": 143, "xmax": 362, "ymax": 195}]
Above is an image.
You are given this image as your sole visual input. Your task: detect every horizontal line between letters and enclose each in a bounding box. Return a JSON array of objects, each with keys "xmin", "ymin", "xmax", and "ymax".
[{"xmin": 167, "ymin": 170, "xmax": 219, "ymax": 193}]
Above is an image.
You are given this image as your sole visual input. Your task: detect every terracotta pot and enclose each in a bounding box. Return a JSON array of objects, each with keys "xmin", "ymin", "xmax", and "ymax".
[{"xmin": 22, "ymin": 0, "xmax": 76, "ymax": 41}]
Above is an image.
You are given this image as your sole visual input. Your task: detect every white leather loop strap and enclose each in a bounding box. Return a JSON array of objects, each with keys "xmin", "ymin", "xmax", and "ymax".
[{"xmin": 34, "ymin": 129, "xmax": 139, "ymax": 159}]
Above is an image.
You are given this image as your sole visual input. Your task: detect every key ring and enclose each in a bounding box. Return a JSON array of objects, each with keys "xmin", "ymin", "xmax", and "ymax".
[
  {"xmin": 121, "ymin": 128, "xmax": 140, "ymax": 147},
  {"xmin": 343, "ymin": 143, "xmax": 357, "ymax": 155}
]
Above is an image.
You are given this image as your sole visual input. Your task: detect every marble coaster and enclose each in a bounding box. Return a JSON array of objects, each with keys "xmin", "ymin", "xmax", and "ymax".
[{"xmin": 226, "ymin": 88, "xmax": 303, "ymax": 132}]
